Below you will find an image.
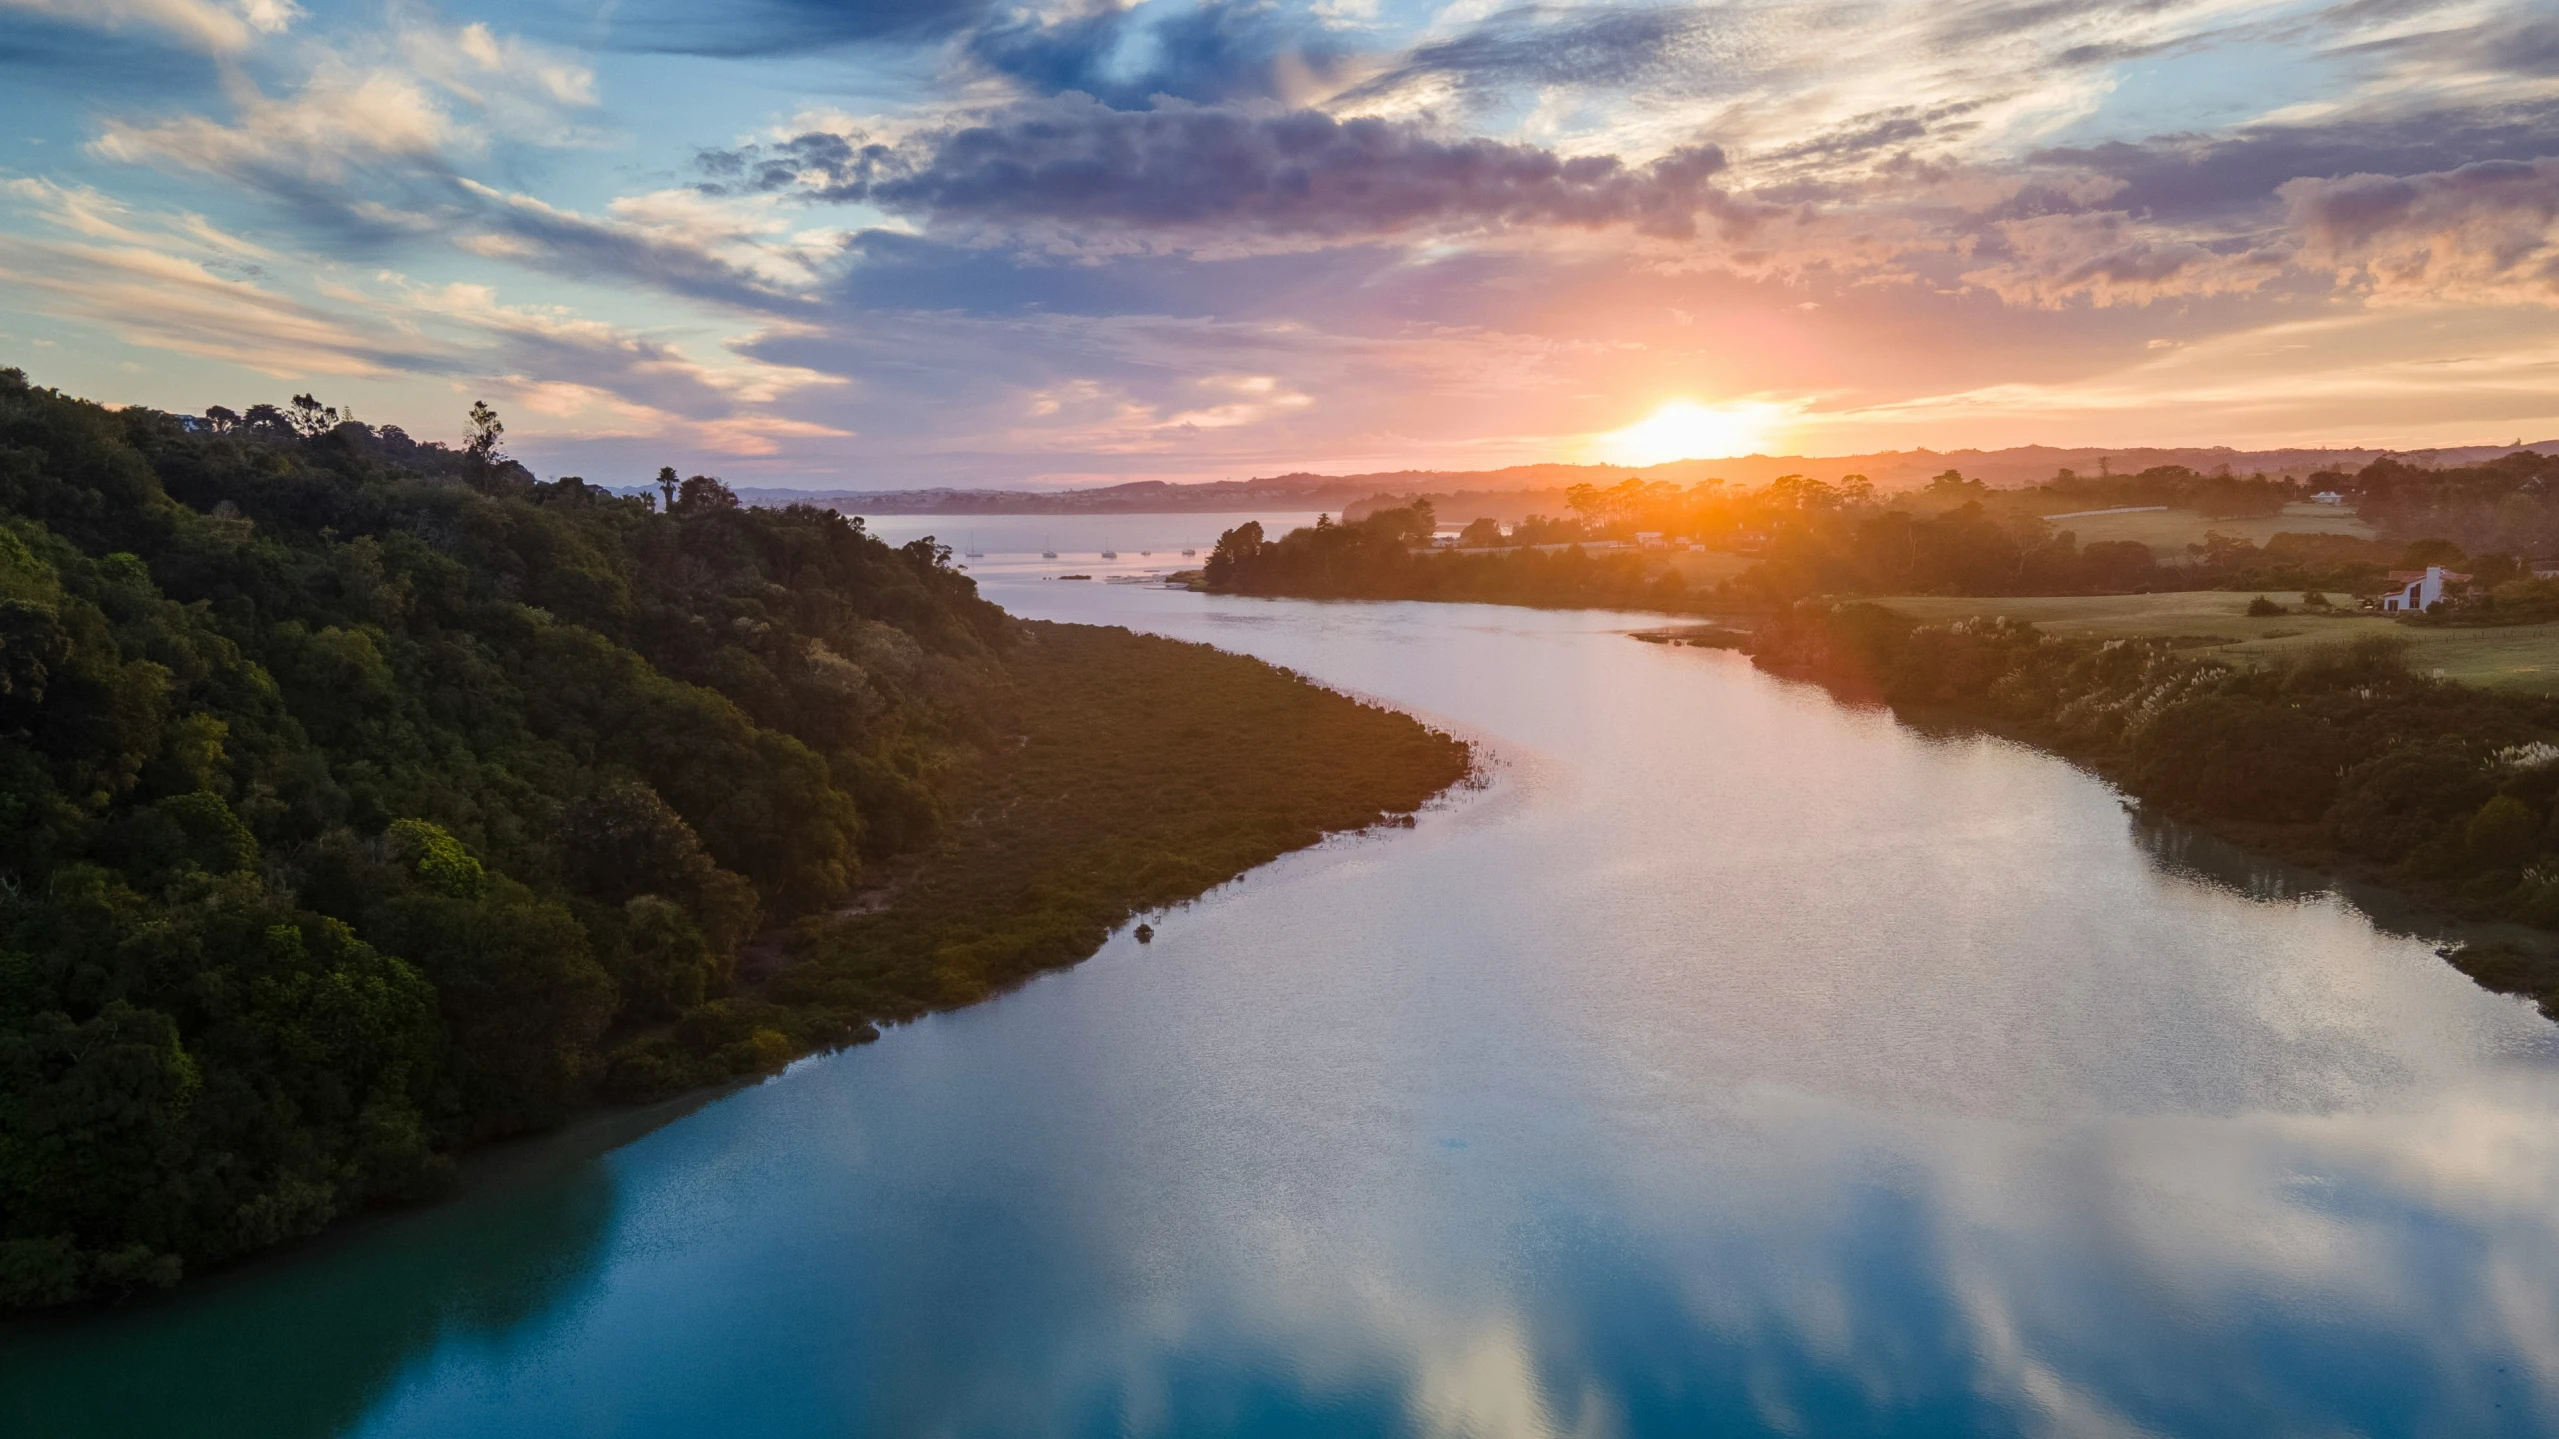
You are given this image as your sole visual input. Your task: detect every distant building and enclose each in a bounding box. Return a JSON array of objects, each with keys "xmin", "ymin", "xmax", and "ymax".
[
  {"xmin": 1635, "ymin": 531, "xmax": 1668, "ymax": 549},
  {"xmin": 2310, "ymin": 490, "xmax": 2347, "ymax": 505},
  {"xmin": 2533, "ymin": 560, "xmax": 2559, "ymax": 581},
  {"xmin": 2380, "ymin": 566, "xmax": 2468, "ymax": 612}
]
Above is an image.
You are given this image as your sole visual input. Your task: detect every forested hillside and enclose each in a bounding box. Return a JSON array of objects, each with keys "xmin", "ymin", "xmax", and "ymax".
[{"xmin": 0, "ymin": 370, "xmax": 1469, "ymax": 1307}]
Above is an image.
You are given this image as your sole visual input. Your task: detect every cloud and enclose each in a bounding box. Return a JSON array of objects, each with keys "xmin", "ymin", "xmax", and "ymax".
[
  {"xmin": 0, "ymin": 230, "xmax": 448, "ymax": 378},
  {"xmin": 95, "ymin": 65, "xmax": 463, "ymax": 188},
  {"xmin": 0, "ymin": 178, "xmax": 843, "ymax": 457},
  {"xmin": 1339, "ymin": 3, "xmax": 1791, "ymax": 110},
  {"xmin": 597, "ymin": 0, "xmax": 991, "ymax": 57},
  {"xmin": 0, "ymin": 0, "xmax": 295, "ymax": 55},
  {"xmin": 2318, "ymin": 5, "xmax": 2559, "ymax": 79},
  {"xmin": 2031, "ymin": 107, "xmax": 2559, "ymax": 223},
  {"xmin": 85, "ymin": 24, "xmax": 832, "ymax": 310},
  {"xmin": 716, "ymin": 96, "xmax": 1748, "ymax": 252},
  {"xmin": 90, "ymin": 20, "xmax": 599, "ymax": 186},
  {"xmin": 962, "ymin": 0, "xmax": 1358, "ymax": 108},
  {"xmin": 1962, "ymin": 210, "xmax": 2288, "ymax": 307},
  {"xmin": 2283, "ymin": 157, "xmax": 2559, "ymax": 303}
]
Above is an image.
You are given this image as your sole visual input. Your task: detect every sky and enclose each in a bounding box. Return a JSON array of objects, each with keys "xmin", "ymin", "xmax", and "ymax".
[{"xmin": 1, "ymin": 0, "xmax": 2555, "ymax": 489}]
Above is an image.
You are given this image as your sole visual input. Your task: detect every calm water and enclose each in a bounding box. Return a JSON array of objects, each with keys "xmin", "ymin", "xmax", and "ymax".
[
  {"xmin": 861, "ymin": 510, "xmax": 1328, "ymax": 583},
  {"xmin": 9, "ymin": 576, "xmax": 2559, "ymax": 1437}
]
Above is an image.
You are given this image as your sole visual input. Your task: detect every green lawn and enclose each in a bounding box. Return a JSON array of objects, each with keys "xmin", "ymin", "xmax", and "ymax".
[
  {"xmin": 1876, "ymin": 591, "xmax": 2559, "ymax": 694},
  {"xmin": 2039, "ymin": 502, "xmax": 2374, "ymax": 558}
]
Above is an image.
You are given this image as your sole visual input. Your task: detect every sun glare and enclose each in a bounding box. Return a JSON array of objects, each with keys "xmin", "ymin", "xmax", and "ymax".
[{"xmin": 1597, "ymin": 399, "xmax": 1787, "ymax": 468}]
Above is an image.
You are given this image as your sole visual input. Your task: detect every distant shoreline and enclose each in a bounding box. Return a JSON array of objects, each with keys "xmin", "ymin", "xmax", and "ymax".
[{"xmin": 619, "ymin": 437, "xmax": 2559, "ymax": 517}]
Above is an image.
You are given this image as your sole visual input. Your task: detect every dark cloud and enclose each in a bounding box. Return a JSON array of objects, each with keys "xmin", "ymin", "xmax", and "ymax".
[
  {"xmin": 2284, "ymin": 156, "xmax": 2559, "ymax": 257},
  {"xmin": 2274, "ymin": 156, "xmax": 2559, "ymax": 302},
  {"xmin": 714, "ymin": 97, "xmax": 1745, "ymax": 244},
  {"xmin": 2031, "ymin": 108, "xmax": 2559, "ymax": 221}
]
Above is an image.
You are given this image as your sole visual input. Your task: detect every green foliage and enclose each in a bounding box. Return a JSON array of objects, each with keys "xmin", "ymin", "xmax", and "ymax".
[
  {"xmin": 1208, "ymin": 514, "xmax": 1693, "ymax": 611},
  {"xmin": 0, "ymin": 365, "xmax": 1005, "ymax": 1302},
  {"xmin": 1207, "ymin": 471, "xmax": 2383, "ymax": 615},
  {"xmin": 2467, "ymin": 795, "xmax": 2538, "ymax": 869},
  {"xmin": 2350, "ymin": 450, "xmax": 2559, "ymax": 556},
  {"xmin": 762, "ymin": 621, "xmax": 1470, "ymax": 1063},
  {"xmin": 0, "ymin": 365, "xmax": 1471, "ymax": 1306},
  {"xmin": 1748, "ymin": 604, "xmax": 2559, "ymax": 939},
  {"xmin": 388, "ymin": 819, "xmax": 484, "ymax": 897}
]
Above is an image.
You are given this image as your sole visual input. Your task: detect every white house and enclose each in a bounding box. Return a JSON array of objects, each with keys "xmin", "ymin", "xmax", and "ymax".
[
  {"xmin": 2380, "ymin": 566, "xmax": 2467, "ymax": 612},
  {"xmin": 2310, "ymin": 490, "xmax": 2347, "ymax": 506}
]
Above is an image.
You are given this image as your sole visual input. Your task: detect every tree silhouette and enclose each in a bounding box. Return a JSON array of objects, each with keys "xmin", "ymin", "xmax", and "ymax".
[{"xmin": 465, "ymin": 400, "xmax": 506, "ymax": 489}]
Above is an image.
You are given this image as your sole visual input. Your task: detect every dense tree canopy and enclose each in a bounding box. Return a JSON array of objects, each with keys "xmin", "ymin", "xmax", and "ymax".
[
  {"xmin": 1744, "ymin": 603, "xmax": 2559, "ymax": 972},
  {"xmin": 1215, "ymin": 453, "xmax": 2553, "ymax": 614},
  {"xmin": 0, "ymin": 367, "xmax": 1470, "ymax": 1310},
  {"xmin": 0, "ymin": 368, "xmax": 1008, "ymax": 1305}
]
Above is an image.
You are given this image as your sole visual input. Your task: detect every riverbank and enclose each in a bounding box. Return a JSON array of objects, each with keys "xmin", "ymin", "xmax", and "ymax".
[
  {"xmin": 1734, "ymin": 601, "xmax": 2559, "ymax": 1014},
  {"xmin": 600, "ymin": 620, "xmax": 1473, "ymax": 1097},
  {"xmin": 0, "ymin": 368, "xmax": 1470, "ymax": 1311},
  {"xmin": 20, "ymin": 581, "xmax": 2558, "ymax": 1438}
]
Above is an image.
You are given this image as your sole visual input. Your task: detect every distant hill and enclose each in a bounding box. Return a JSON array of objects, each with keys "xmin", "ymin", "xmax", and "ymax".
[{"xmin": 729, "ymin": 440, "xmax": 2558, "ymax": 517}]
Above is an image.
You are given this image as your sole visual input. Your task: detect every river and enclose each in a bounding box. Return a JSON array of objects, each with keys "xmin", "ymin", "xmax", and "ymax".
[{"xmin": 8, "ymin": 571, "xmax": 2559, "ymax": 1437}]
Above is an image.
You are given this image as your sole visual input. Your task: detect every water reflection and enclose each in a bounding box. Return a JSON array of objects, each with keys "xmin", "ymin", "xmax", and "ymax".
[
  {"xmin": 9, "ymin": 588, "xmax": 2559, "ymax": 1437},
  {"xmin": 0, "ymin": 1094, "xmax": 718, "ymax": 1438}
]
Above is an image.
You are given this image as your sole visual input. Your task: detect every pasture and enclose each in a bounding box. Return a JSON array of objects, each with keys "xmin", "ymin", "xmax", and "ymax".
[{"xmin": 1876, "ymin": 591, "xmax": 2559, "ymax": 694}]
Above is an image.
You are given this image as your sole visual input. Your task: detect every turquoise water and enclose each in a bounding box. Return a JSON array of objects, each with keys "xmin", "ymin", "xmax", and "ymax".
[{"xmin": 9, "ymin": 578, "xmax": 2559, "ymax": 1437}]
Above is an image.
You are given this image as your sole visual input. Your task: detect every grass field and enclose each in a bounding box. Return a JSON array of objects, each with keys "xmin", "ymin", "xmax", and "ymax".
[
  {"xmin": 1663, "ymin": 549, "xmax": 1760, "ymax": 586},
  {"xmin": 2040, "ymin": 502, "xmax": 2374, "ymax": 557},
  {"xmin": 1876, "ymin": 591, "xmax": 2559, "ymax": 694}
]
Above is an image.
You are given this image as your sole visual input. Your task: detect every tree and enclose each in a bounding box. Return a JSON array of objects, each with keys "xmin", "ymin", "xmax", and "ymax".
[
  {"xmin": 1203, "ymin": 521, "xmax": 1265, "ymax": 587},
  {"xmin": 464, "ymin": 400, "xmax": 506, "ymax": 489},
  {"xmin": 676, "ymin": 474, "xmax": 739, "ymax": 512},
  {"xmin": 288, "ymin": 393, "xmax": 341, "ymax": 438},
  {"xmin": 656, "ymin": 466, "xmax": 679, "ymax": 512}
]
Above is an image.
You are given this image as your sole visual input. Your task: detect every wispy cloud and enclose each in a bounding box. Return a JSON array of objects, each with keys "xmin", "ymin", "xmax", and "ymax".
[{"xmin": 0, "ymin": 0, "xmax": 297, "ymax": 54}]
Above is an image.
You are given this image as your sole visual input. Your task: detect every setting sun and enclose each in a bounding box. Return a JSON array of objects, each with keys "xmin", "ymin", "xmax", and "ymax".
[{"xmin": 1596, "ymin": 399, "xmax": 1789, "ymax": 468}]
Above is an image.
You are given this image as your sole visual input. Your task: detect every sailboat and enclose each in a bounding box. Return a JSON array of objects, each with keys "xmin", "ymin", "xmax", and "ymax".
[{"xmin": 961, "ymin": 530, "xmax": 983, "ymax": 559}]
